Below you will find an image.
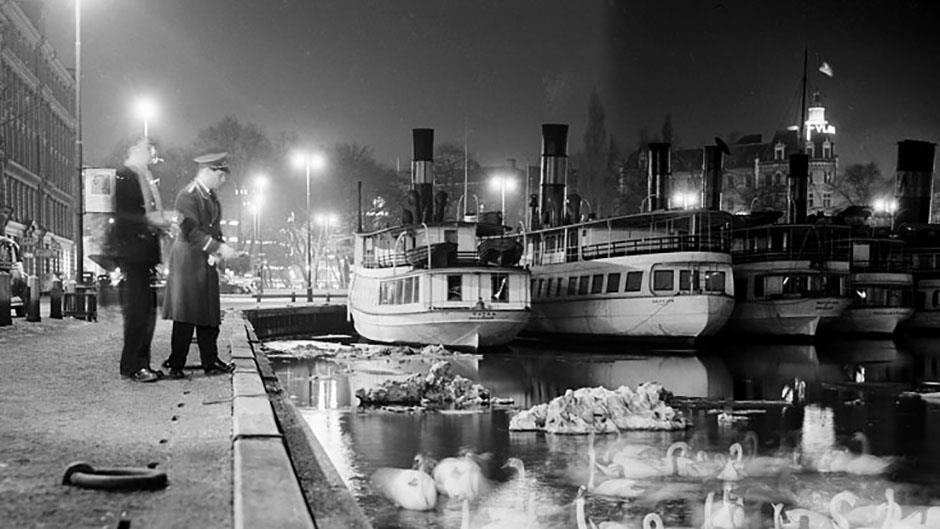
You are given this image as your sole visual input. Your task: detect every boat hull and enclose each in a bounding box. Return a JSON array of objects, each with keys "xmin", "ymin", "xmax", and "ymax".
[
  {"xmin": 830, "ymin": 272, "xmax": 914, "ymax": 335},
  {"xmin": 906, "ymin": 277, "xmax": 940, "ymax": 332},
  {"xmin": 527, "ymin": 293, "xmax": 734, "ymax": 340},
  {"xmin": 723, "ymin": 297, "xmax": 851, "ymax": 337},
  {"xmin": 350, "ymin": 307, "xmax": 530, "ymax": 349}
]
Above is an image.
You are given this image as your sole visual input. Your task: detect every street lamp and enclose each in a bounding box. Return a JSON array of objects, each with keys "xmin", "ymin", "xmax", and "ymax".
[
  {"xmin": 489, "ymin": 174, "xmax": 517, "ymax": 214},
  {"xmin": 252, "ymin": 174, "xmax": 267, "ymax": 296},
  {"xmin": 291, "ymin": 151, "xmax": 326, "ymax": 302},
  {"xmin": 314, "ymin": 212, "xmax": 337, "ymax": 289},
  {"xmin": 74, "ymin": 0, "xmax": 84, "ymax": 283},
  {"xmin": 134, "ymin": 97, "xmax": 158, "ymax": 139}
]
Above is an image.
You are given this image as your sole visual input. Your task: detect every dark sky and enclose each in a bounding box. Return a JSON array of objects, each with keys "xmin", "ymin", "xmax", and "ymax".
[{"xmin": 46, "ymin": 0, "xmax": 940, "ymax": 176}]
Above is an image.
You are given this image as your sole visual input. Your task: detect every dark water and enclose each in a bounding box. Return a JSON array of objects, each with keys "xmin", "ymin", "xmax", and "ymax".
[{"xmin": 271, "ymin": 336, "xmax": 940, "ymax": 529}]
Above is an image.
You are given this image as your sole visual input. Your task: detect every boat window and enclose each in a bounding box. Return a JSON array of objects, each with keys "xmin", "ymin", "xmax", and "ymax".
[
  {"xmin": 915, "ymin": 291, "xmax": 927, "ymax": 310},
  {"xmin": 379, "ymin": 281, "xmax": 392, "ymax": 305},
  {"xmin": 934, "ymin": 290, "xmax": 940, "ymax": 310},
  {"xmin": 536, "ymin": 279, "xmax": 544, "ymax": 298},
  {"xmin": 491, "ymin": 273, "xmax": 509, "ymax": 302},
  {"xmin": 624, "ymin": 271, "xmax": 643, "ymax": 292},
  {"xmin": 918, "ymin": 254, "xmax": 933, "ymax": 270},
  {"xmin": 678, "ymin": 270, "xmax": 700, "ymax": 292},
  {"xmin": 545, "ymin": 278, "xmax": 553, "ymax": 298},
  {"xmin": 653, "ymin": 270, "xmax": 674, "ymax": 291},
  {"xmin": 556, "ymin": 277, "xmax": 564, "ymax": 297},
  {"xmin": 578, "ymin": 276, "xmax": 590, "ymax": 295},
  {"xmin": 705, "ymin": 271, "xmax": 725, "ymax": 293},
  {"xmin": 395, "ymin": 279, "xmax": 405, "ymax": 304},
  {"xmin": 413, "ymin": 276, "xmax": 420, "ymax": 302},
  {"xmin": 734, "ymin": 276, "xmax": 747, "ymax": 300},
  {"xmin": 754, "ymin": 276, "xmax": 765, "ymax": 297},
  {"xmin": 447, "ymin": 275, "xmax": 462, "ymax": 301},
  {"xmin": 444, "ymin": 229, "xmax": 457, "ymax": 244},
  {"xmin": 591, "ymin": 274, "xmax": 603, "ymax": 294},
  {"xmin": 567, "ymin": 277, "xmax": 578, "ymax": 296},
  {"xmin": 402, "ymin": 277, "xmax": 413, "ymax": 304},
  {"xmin": 606, "ymin": 272, "xmax": 621, "ymax": 293}
]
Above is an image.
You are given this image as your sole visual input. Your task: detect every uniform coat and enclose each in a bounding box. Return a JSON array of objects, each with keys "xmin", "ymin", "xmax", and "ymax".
[{"xmin": 162, "ymin": 180, "xmax": 224, "ymax": 327}]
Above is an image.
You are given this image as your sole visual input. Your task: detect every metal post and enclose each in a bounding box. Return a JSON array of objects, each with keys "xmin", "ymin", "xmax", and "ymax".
[
  {"xmin": 50, "ymin": 278, "xmax": 62, "ymax": 318},
  {"xmin": 305, "ymin": 162, "xmax": 312, "ymax": 303},
  {"xmin": 74, "ymin": 0, "xmax": 84, "ymax": 284},
  {"xmin": 26, "ymin": 275, "xmax": 40, "ymax": 322},
  {"xmin": 0, "ymin": 271, "xmax": 10, "ymax": 326}
]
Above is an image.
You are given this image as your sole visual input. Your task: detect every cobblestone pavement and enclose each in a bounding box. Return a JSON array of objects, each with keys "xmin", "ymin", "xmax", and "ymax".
[{"xmin": 0, "ymin": 304, "xmax": 235, "ymax": 529}]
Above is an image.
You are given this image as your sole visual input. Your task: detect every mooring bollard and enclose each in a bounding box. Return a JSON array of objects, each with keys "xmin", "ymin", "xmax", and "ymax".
[
  {"xmin": 26, "ymin": 275, "xmax": 40, "ymax": 322},
  {"xmin": 0, "ymin": 271, "xmax": 11, "ymax": 327},
  {"xmin": 290, "ymin": 290, "xmax": 296, "ymax": 303},
  {"xmin": 50, "ymin": 279, "xmax": 62, "ymax": 319}
]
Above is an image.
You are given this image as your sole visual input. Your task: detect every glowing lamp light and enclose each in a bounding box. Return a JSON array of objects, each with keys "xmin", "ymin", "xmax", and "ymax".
[
  {"xmin": 672, "ymin": 191, "xmax": 699, "ymax": 210},
  {"xmin": 873, "ymin": 198, "xmax": 898, "ymax": 214}
]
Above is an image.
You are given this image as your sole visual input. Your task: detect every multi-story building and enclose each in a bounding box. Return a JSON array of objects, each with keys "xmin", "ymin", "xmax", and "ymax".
[
  {"xmin": 0, "ymin": 2, "xmax": 77, "ymax": 285},
  {"xmin": 670, "ymin": 91, "xmax": 839, "ymax": 216}
]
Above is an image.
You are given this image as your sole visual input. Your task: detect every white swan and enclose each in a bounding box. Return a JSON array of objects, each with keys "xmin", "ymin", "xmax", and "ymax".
[
  {"xmin": 786, "ymin": 491, "xmax": 857, "ymax": 529},
  {"xmin": 739, "ymin": 431, "xmax": 802, "ymax": 477},
  {"xmin": 587, "ymin": 431, "xmax": 644, "ymax": 498},
  {"xmin": 433, "ymin": 453, "xmax": 490, "ymax": 501},
  {"xmin": 773, "ymin": 503, "xmax": 803, "ymax": 529},
  {"xmin": 369, "ymin": 455, "xmax": 438, "ymax": 511},
  {"xmin": 842, "ymin": 488, "xmax": 896, "ymax": 527},
  {"xmin": 707, "ymin": 485, "xmax": 747, "ymax": 529},
  {"xmin": 844, "ymin": 433, "xmax": 895, "ymax": 476},
  {"xmin": 607, "ymin": 441, "xmax": 683, "ymax": 479}
]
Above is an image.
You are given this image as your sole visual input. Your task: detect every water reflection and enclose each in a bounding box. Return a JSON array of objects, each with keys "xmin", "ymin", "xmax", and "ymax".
[{"xmin": 270, "ymin": 337, "xmax": 940, "ymax": 529}]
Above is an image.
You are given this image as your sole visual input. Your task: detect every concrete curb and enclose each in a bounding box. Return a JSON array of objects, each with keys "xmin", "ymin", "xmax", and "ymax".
[
  {"xmin": 226, "ymin": 312, "xmax": 315, "ymax": 529},
  {"xmin": 241, "ymin": 315, "xmax": 374, "ymax": 529}
]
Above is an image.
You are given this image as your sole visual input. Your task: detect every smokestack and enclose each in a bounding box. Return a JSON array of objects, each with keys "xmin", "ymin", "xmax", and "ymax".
[
  {"xmin": 647, "ymin": 143, "xmax": 670, "ymax": 211},
  {"xmin": 412, "ymin": 128, "xmax": 434, "ymax": 223},
  {"xmin": 702, "ymin": 145, "xmax": 724, "ymax": 211},
  {"xmin": 894, "ymin": 139, "xmax": 936, "ymax": 227},
  {"xmin": 539, "ymin": 124, "xmax": 568, "ymax": 228},
  {"xmin": 788, "ymin": 153, "xmax": 809, "ymax": 224}
]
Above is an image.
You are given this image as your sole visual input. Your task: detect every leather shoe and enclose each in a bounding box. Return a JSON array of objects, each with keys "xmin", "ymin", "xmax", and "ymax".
[
  {"xmin": 129, "ymin": 368, "xmax": 159, "ymax": 383},
  {"xmin": 204, "ymin": 359, "xmax": 235, "ymax": 376},
  {"xmin": 168, "ymin": 368, "xmax": 188, "ymax": 380}
]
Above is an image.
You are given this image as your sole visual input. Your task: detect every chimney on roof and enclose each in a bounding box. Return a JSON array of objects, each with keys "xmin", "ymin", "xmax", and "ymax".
[
  {"xmin": 411, "ymin": 128, "xmax": 434, "ymax": 223},
  {"xmin": 539, "ymin": 124, "xmax": 568, "ymax": 228},
  {"xmin": 647, "ymin": 143, "xmax": 670, "ymax": 212}
]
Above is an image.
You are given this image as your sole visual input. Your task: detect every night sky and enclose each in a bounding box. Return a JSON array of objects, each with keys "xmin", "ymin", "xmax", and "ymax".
[{"xmin": 45, "ymin": 0, "xmax": 940, "ymax": 176}]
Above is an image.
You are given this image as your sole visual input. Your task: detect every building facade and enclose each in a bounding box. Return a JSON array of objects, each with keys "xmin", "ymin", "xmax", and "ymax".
[
  {"xmin": 0, "ymin": 2, "xmax": 77, "ymax": 286},
  {"xmin": 670, "ymin": 91, "xmax": 839, "ymax": 217}
]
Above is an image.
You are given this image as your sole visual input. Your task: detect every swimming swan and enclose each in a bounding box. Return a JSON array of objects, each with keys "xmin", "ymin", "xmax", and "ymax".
[{"xmin": 369, "ymin": 454, "xmax": 438, "ymax": 511}]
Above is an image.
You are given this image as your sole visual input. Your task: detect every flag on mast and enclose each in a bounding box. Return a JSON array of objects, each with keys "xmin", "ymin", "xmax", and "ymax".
[{"xmin": 818, "ymin": 60, "xmax": 834, "ymax": 77}]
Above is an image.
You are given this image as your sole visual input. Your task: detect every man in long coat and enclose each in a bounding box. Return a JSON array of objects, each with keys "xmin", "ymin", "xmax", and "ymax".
[
  {"xmin": 162, "ymin": 152, "xmax": 238, "ymax": 378},
  {"xmin": 107, "ymin": 137, "xmax": 168, "ymax": 382}
]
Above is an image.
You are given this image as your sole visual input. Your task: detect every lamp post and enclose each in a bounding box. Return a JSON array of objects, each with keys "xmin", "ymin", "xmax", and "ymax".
[
  {"xmin": 489, "ymin": 174, "xmax": 517, "ymax": 215},
  {"xmin": 134, "ymin": 97, "xmax": 157, "ymax": 139},
  {"xmin": 314, "ymin": 212, "xmax": 337, "ymax": 290},
  {"xmin": 291, "ymin": 151, "xmax": 326, "ymax": 302},
  {"xmin": 253, "ymin": 175, "xmax": 267, "ymax": 296},
  {"xmin": 74, "ymin": 0, "xmax": 84, "ymax": 283}
]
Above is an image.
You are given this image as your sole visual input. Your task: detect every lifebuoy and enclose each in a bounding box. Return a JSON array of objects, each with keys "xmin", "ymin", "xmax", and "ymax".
[{"xmin": 62, "ymin": 461, "xmax": 168, "ymax": 491}]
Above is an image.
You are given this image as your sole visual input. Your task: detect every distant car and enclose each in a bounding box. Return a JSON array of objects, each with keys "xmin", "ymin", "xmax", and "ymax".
[{"xmin": 0, "ymin": 236, "xmax": 26, "ymax": 316}]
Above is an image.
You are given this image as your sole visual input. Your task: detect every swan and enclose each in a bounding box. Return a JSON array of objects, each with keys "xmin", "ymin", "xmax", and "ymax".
[
  {"xmin": 786, "ymin": 491, "xmax": 857, "ymax": 529},
  {"xmin": 773, "ymin": 503, "xmax": 804, "ymax": 529},
  {"xmin": 683, "ymin": 450, "xmax": 727, "ymax": 478},
  {"xmin": 739, "ymin": 432, "xmax": 802, "ymax": 477},
  {"xmin": 606, "ymin": 441, "xmax": 683, "ymax": 479},
  {"xmin": 576, "ymin": 486, "xmax": 589, "ymax": 529},
  {"xmin": 433, "ymin": 453, "xmax": 490, "ymax": 501},
  {"xmin": 476, "ymin": 458, "xmax": 542, "ymax": 528},
  {"xmin": 702, "ymin": 488, "xmax": 746, "ymax": 529},
  {"xmin": 369, "ymin": 454, "xmax": 438, "ymax": 511},
  {"xmin": 587, "ymin": 431, "xmax": 644, "ymax": 498},
  {"xmin": 841, "ymin": 488, "xmax": 896, "ymax": 527},
  {"xmin": 844, "ymin": 433, "xmax": 895, "ymax": 476},
  {"xmin": 603, "ymin": 430, "xmax": 663, "ymax": 463}
]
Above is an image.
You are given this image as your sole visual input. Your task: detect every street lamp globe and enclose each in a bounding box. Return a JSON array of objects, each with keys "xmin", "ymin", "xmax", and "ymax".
[
  {"xmin": 134, "ymin": 96, "xmax": 158, "ymax": 138},
  {"xmin": 291, "ymin": 150, "xmax": 328, "ymax": 302}
]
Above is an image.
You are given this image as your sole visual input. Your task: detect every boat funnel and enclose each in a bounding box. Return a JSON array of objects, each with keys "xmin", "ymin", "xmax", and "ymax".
[
  {"xmin": 894, "ymin": 139, "xmax": 936, "ymax": 227},
  {"xmin": 539, "ymin": 124, "xmax": 568, "ymax": 228},
  {"xmin": 788, "ymin": 153, "xmax": 809, "ymax": 223},
  {"xmin": 412, "ymin": 128, "xmax": 434, "ymax": 223},
  {"xmin": 647, "ymin": 143, "xmax": 670, "ymax": 211},
  {"xmin": 702, "ymin": 142, "xmax": 726, "ymax": 211}
]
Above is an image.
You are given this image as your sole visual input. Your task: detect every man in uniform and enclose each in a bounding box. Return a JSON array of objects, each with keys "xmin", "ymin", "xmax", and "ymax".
[{"xmin": 162, "ymin": 152, "xmax": 238, "ymax": 378}]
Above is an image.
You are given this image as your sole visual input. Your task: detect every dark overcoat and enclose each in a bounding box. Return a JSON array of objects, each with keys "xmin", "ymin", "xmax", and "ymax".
[
  {"xmin": 103, "ymin": 166, "xmax": 161, "ymax": 267},
  {"xmin": 162, "ymin": 180, "xmax": 223, "ymax": 327}
]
